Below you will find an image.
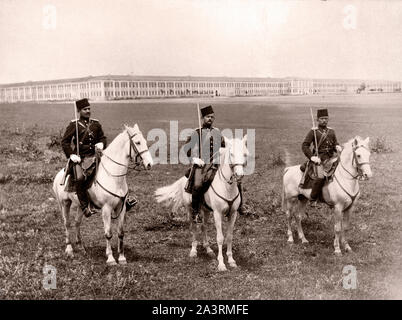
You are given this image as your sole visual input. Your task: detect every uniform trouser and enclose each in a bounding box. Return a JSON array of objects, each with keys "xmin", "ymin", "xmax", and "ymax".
[
  {"xmin": 191, "ymin": 167, "xmax": 204, "ymax": 213},
  {"xmin": 74, "ymin": 164, "xmax": 90, "ymax": 210}
]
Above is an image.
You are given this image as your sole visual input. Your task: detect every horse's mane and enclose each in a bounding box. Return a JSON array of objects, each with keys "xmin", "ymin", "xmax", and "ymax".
[
  {"xmin": 103, "ymin": 125, "xmax": 138, "ymax": 154},
  {"xmin": 343, "ymin": 135, "xmax": 363, "ymax": 149}
]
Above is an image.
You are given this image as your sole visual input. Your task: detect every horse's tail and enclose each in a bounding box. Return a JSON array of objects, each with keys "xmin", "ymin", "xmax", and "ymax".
[
  {"xmin": 154, "ymin": 176, "xmax": 188, "ymax": 213},
  {"xmin": 53, "ymin": 169, "xmax": 63, "ymax": 210},
  {"xmin": 282, "ymin": 167, "xmax": 290, "ymax": 212}
]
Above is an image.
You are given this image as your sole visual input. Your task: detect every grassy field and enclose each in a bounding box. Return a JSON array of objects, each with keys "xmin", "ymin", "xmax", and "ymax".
[{"xmin": 0, "ymin": 94, "xmax": 401, "ymax": 299}]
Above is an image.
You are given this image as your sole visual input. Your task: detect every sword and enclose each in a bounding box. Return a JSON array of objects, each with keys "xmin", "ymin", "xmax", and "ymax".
[{"xmin": 310, "ymin": 107, "xmax": 319, "ymax": 176}]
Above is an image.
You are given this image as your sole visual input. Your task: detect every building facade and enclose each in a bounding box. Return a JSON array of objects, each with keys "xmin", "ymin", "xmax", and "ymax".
[{"xmin": 0, "ymin": 75, "xmax": 400, "ymax": 103}]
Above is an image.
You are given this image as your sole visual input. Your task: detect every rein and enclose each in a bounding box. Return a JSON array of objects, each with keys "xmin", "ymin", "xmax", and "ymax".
[
  {"xmin": 333, "ymin": 144, "xmax": 369, "ymax": 209},
  {"xmin": 100, "ymin": 131, "xmax": 146, "ymax": 176},
  {"xmin": 209, "ymin": 149, "xmax": 242, "ymax": 214},
  {"xmin": 94, "ymin": 130, "xmax": 148, "ymax": 218}
]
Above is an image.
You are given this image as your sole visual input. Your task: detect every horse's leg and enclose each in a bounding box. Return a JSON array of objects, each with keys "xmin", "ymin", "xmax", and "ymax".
[
  {"xmin": 74, "ymin": 207, "xmax": 85, "ymax": 250},
  {"xmin": 61, "ymin": 199, "xmax": 74, "ymax": 258},
  {"xmin": 333, "ymin": 204, "xmax": 343, "ymax": 256},
  {"xmin": 341, "ymin": 205, "xmax": 353, "ymax": 253},
  {"xmin": 294, "ymin": 198, "xmax": 309, "ymax": 244},
  {"xmin": 189, "ymin": 207, "xmax": 198, "ymax": 258},
  {"xmin": 285, "ymin": 198, "xmax": 294, "ymax": 243},
  {"xmin": 102, "ymin": 206, "xmax": 117, "ymax": 265},
  {"xmin": 202, "ymin": 210, "xmax": 215, "ymax": 258},
  {"xmin": 226, "ymin": 210, "xmax": 238, "ymax": 268},
  {"xmin": 213, "ymin": 210, "xmax": 227, "ymax": 272},
  {"xmin": 117, "ymin": 209, "xmax": 127, "ymax": 264}
]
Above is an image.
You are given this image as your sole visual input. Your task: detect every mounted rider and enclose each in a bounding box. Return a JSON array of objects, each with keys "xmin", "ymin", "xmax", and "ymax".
[
  {"xmin": 184, "ymin": 105, "xmax": 243, "ymax": 224},
  {"xmin": 61, "ymin": 98, "xmax": 107, "ymax": 217},
  {"xmin": 301, "ymin": 108, "xmax": 342, "ymax": 203}
]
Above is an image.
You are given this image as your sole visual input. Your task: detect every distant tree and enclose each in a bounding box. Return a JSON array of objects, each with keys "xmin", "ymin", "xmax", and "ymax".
[{"xmin": 357, "ymin": 82, "xmax": 366, "ymax": 93}]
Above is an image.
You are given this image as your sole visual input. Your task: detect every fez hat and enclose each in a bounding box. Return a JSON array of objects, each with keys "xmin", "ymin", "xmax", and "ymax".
[
  {"xmin": 76, "ymin": 98, "xmax": 90, "ymax": 111},
  {"xmin": 317, "ymin": 108, "xmax": 328, "ymax": 118},
  {"xmin": 201, "ymin": 105, "xmax": 214, "ymax": 117}
]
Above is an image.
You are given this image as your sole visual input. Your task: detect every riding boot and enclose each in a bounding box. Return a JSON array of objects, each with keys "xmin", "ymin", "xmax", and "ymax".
[
  {"xmin": 76, "ymin": 180, "xmax": 98, "ymax": 217},
  {"xmin": 310, "ymin": 178, "xmax": 325, "ymax": 207},
  {"xmin": 191, "ymin": 193, "xmax": 202, "ymax": 224}
]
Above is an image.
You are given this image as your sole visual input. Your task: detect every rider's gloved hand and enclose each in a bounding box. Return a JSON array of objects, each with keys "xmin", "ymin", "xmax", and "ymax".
[
  {"xmin": 95, "ymin": 142, "xmax": 104, "ymax": 150},
  {"xmin": 336, "ymin": 145, "xmax": 342, "ymax": 153},
  {"xmin": 192, "ymin": 157, "xmax": 205, "ymax": 167},
  {"xmin": 310, "ymin": 156, "xmax": 321, "ymax": 164},
  {"xmin": 70, "ymin": 154, "xmax": 81, "ymax": 163}
]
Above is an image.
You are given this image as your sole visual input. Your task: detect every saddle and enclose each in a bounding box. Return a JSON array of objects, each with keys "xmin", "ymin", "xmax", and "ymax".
[
  {"xmin": 184, "ymin": 163, "xmax": 218, "ymax": 194},
  {"xmin": 61, "ymin": 154, "xmax": 100, "ymax": 192},
  {"xmin": 299, "ymin": 157, "xmax": 339, "ymax": 189}
]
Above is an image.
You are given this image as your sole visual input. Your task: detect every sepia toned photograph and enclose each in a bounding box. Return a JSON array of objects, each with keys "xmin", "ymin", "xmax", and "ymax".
[{"xmin": 0, "ymin": 0, "xmax": 401, "ymax": 303}]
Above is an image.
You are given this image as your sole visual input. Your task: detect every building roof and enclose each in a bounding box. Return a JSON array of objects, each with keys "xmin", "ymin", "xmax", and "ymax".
[{"xmin": 0, "ymin": 74, "xmax": 399, "ymax": 88}]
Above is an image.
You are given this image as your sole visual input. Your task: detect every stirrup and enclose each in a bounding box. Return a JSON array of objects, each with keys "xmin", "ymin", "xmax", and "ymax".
[
  {"xmin": 191, "ymin": 210, "xmax": 202, "ymax": 224},
  {"xmin": 126, "ymin": 196, "xmax": 138, "ymax": 212},
  {"xmin": 82, "ymin": 205, "xmax": 100, "ymax": 218}
]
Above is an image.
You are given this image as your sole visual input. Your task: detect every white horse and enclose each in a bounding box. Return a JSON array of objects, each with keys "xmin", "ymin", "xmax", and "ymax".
[
  {"xmin": 282, "ymin": 136, "xmax": 372, "ymax": 255},
  {"xmin": 155, "ymin": 135, "xmax": 249, "ymax": 271},
  {"xmin": 53, "ymin": 124, "xmax": 153, "ymax": 265}
]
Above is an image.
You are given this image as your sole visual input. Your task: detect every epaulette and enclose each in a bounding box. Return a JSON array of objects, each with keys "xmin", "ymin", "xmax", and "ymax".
[
  {"xmin": 71, "ymin": 119, "xmax": 78, "ymax": 122},
  {"xmin": 91, "ymin": 118, "xmax": 99, "ymax": 122},
  {"xmin": 311, "ymin": 126, "xmax": 318, "ymax": 130},
  {"xmin": 327, "ymin": 126, "xmax": 333, "ymax": 129}
]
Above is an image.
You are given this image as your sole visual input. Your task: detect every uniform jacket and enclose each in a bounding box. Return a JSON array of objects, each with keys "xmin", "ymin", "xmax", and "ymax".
[
  {"xmin": 302, "ymin": 126, "xmax": 339, "ymax": 161},
  {"xmin": 185, "ymin": 125, "xmax": 225, "ymax": 165},
  {"xmin": 61, "ymin": 117, "xmax": 107, "ymax": 159}
]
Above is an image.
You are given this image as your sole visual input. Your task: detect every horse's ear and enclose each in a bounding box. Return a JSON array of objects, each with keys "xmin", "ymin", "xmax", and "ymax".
[
  {"xmin": 364, "ymin": 137, "xmax": 370, "ymax": 145},
  {"xmin": 123, "ymin": 124, "xmax": 128, "ymax": 131},
  {"xmin": 133, "ymin": 123, "xmax": 139, "ymax": 131},
  {"xmin": 242, "ymin": 134, "xmax": 248, "ymax": 144}
]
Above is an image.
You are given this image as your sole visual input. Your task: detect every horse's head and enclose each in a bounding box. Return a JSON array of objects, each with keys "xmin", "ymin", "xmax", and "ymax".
[
  {"xmin": 352, "ymin": 136, "xmax": 372, "ymax": 180},
  {"xmin": 125, "ymin": 124, "xmax": 153, "ymax": 170},
  {"xmin": 223, "ymin": 134, "xmax": 249, "ymax": 182},
  {"xmin": 344, "ymin": 136, "xmax": 372, "ymax": 180}
]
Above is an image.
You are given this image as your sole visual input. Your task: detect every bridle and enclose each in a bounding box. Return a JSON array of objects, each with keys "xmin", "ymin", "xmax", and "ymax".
[
  {"xmin": 218, "ymin": 148, "xmax": 245, "ymax": 185},
  {"xmin": 339, "ymin": 144, "xmax": 370, "ymax": 180},
  {"xmin": 101, "ymin": 131, "xmax": 148, "ymax": 177},
  {"xmin": 333, "ymin": 143, "xmax": 370, "ymax": 210}
]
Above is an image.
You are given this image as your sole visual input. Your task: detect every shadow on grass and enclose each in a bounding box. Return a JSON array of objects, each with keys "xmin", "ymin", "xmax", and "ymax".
[
  {"xmin": 82, "ymin": 245, "xmax": 170, "ymax": 265},
  {"xmin": 144, "ymin": 218, "xmax": 187, "ymax": 231}
]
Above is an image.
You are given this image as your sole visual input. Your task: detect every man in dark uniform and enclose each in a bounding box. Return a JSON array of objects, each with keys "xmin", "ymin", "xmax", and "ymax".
[
  {"xmin": 301, "ymin": 108, "xmax": 342, "ymax": 202},
  {"xmin": 61, "ymin": 98, "xmax": 107, "ymax": 217},
  {"xmin": 184, "ymin": 105, "xmax": 244, "ymax": 224}
]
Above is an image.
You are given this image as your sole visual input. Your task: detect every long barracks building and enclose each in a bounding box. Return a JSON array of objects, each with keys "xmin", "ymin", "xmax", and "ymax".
[{"xmin": 0, "ymin": 75, "xmax": 400, "ymax": 103}]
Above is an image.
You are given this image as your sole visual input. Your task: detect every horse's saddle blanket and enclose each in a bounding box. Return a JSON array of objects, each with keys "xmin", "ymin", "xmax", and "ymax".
[
  {"xmin": 299, "ymin": 157, "xmax": 339, "ymax": 189},
  {"xmin": 184, "ymin": 163, "xmax": 218, "ymax": 194},
  {"xmin": 62, "ymin": 156, "xmax": 98, "ymax": 192}
]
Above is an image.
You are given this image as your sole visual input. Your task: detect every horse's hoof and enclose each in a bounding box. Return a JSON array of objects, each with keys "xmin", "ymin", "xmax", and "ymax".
[
  {"xmin": 229, "ymin": 262, "xmax": 238, "ymax": 268},
  {"xmin": 301, "ymin": 239, "xmax": 309, "ymax": 245},
  {"xmin": 344, "ymin": 246, "xmax": 353, "ymax": 253},
  {"xmin": 206, "ymin": 250, "xmax": 215, "ymax": 258},
  {"xmin": 106, "ymin": 257, "xmax": 117, "ymax": 266},
  {"xmin": 287, "ymin": 237, "xmax": 294, "ymax": 244},
  {"xmin": 189, "ymin": 250, "xmax": 197, "ymax": 258},
  {"xmin": 65, "ymin": 246, "xmax": 74, "ymax": 258},
  {"xmin": 118, "ymin": 257, "xmax": 127, "ymax": 265},
  {"xmin": 218, "ymin": 264, "xmax": 228, "ymax": 272},
  {"xmin": 334, "ymin": 250, "xmax": 342, "ymax": 257}
]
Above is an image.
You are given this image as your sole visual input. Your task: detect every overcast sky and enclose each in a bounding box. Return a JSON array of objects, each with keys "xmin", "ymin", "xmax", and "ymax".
[{"xmin": 1, "ymin": 0, "xmax": 401, "ymax": 84}]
